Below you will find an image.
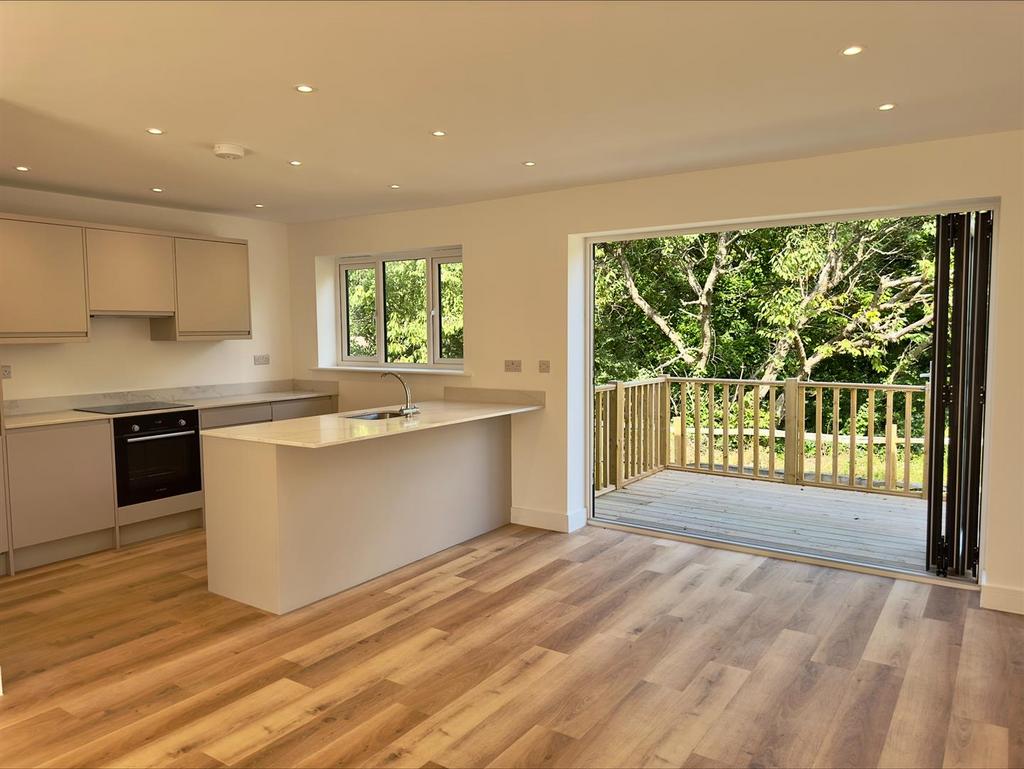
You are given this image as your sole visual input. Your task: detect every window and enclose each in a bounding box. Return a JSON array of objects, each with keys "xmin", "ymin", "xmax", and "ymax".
[
  {"xmin": 437, "ymin": 259, "xmax": 464, "ymax": 361},
  {"xmin": 343, "ymin": 264, "xmax": 377, "ymax": 358},
  {"xmin": 338, "ymin": 247, "xmax": 463, "ymax": 369}
]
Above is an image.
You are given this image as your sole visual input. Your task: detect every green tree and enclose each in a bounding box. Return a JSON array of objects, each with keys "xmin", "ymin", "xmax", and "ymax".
[{"xmin": 594, "ymin": 216, "xmax": 935, "ymax": 386}]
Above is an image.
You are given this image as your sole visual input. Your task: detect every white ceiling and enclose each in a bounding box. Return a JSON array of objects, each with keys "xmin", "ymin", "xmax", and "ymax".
[{"xmin": 1, "ymin": 1, "xmax": 1022, "ymax": 223}]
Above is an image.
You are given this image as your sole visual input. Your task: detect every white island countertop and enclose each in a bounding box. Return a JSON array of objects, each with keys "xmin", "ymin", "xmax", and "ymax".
[{"xmin": 200, "ymin": 399, "xmax": 541, "ymax": 449}]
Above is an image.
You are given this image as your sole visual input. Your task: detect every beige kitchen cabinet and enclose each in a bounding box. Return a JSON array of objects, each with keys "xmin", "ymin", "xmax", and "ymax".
[
  {"xmin": 271, "ymin": 396, "xmax": 335, "ymax": 421},
  {"xmin": 87, "ymin": 229, "xmax": 175, "ymax": 315},
  {"xmin": 0, "ymin": 218, "xmax": 88, "ymax": 342},
  {"xmin": 0, "ymin": 436, "xmax": 10, "ymax": 558},
  {"xmin": 6, "ymin": 421, "xmax": 115, "ymax": 549},
  {"xmin": 152, "ymin": 238, "xmax": 251, "ymax": 340},
  {"xmin": 200, "ymin": 402, "xmax": 273, "ymax": 429}
]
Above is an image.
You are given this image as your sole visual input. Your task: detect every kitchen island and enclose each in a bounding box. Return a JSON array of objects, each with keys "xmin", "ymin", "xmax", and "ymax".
[{"xmin": 201, "ymin": 399, "xmax": 541, "ymax": 613}]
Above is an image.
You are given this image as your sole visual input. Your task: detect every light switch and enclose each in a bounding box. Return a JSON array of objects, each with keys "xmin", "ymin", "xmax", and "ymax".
[
  {"xmin": 1, "ymin": 364, "xmax": 11, "ymax": 380},
  {"xmin": 504, "ymin": 359, "xmax": 522, "ymax": 373},
  {"xmin": 538, "ymin": 360, "xmax": 551, "ymax": 374},
  {"xmin": 253, "ymin": 354, "xmax": 271, "ymax": 366}
]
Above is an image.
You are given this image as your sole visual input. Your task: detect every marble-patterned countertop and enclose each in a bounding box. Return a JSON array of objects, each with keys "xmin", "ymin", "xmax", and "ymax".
[
  {"xmin": 3, "ymin": 391, "xmax": 333, "ymax": 429},
  {"xmin": 201, "ymin": 400, "xmax": 541, "ymax": 449}
]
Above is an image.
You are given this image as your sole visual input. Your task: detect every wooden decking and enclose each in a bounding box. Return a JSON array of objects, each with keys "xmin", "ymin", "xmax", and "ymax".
[
  {"xmin": 1, "ymin": 525, "xmax": 1020, "ymax": 769},
  {"xmin": 595, "ymin": 470, "xmax": 929, "ymax": 574}
]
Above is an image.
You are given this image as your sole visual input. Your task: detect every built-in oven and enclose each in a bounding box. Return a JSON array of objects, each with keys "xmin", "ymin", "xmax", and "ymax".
[{"xmin": 113, "ymin": 410, "xmax": 202, "ymax": 507}]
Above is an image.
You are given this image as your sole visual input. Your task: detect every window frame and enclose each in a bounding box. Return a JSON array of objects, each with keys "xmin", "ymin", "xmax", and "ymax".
[
  {"xmin": 336, "ymin": 246, "xmax": 463, "ymax": 371},
  {"xmin": 432, "ymin": 254, "xmax": 464, "ymax": 365},
  {"xmin": 338, "ymin": 260, "xmax": 383, "ymax": 362}
]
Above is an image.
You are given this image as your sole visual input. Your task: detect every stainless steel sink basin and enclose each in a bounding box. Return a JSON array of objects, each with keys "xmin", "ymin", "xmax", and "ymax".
[{"xmin": 344, "ymin": 410, "xmax": 408, "ymax": 421}]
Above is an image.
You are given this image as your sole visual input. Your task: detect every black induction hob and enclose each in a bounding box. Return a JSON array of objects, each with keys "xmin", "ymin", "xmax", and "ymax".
[{"xmin": 74, "ymin": 401, "xmax": 193, "ymax": 415}]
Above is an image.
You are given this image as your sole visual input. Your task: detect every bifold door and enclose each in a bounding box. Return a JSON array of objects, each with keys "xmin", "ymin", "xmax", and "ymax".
[{"xmin": 926, "ymin": 211, "xmax": 993, "ymax": 578}]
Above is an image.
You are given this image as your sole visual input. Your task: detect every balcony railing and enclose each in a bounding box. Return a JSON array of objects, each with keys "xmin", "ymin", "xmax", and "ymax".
[{"xmin": 594, "ymin": 376, "xmax": 930, "ymax": 499}]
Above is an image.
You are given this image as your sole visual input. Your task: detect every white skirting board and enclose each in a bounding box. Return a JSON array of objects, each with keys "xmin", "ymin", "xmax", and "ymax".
[
  {"xmin": 511, "ymin": 506, "xmax": 587, "ymax": 533},
  {"xmin": 981, "ymin": 582, "xmax": 1024, "ymax": 615}
]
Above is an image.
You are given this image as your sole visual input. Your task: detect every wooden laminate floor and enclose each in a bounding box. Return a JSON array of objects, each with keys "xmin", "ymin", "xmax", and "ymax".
[
  {"xmin": 595, "ymin": 470, "xmax": 928, "ymax": 573},
  {"xmin": 0, "ymin": 525, "xmax": 1020, "ymax": 769}
]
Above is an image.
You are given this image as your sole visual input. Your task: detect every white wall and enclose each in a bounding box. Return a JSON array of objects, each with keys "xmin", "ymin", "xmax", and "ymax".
[
  {"xmin": 289, "ymin": 131, "xmax": 1024, "ymax": 614},
  {"xmin": 0, "ymin": 187, "xmax": 293, "ymax": 399}
]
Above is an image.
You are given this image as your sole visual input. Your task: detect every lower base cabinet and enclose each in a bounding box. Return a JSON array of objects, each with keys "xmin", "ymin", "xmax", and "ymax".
[
  {"xmin": 6, "ymin": 421, "xmax": 115, "ymax": 549},
  {"xmin": 200, "ymin": 396, "xmax": 336, "ymax": 429},
  {"xmin": 270, "ymin": 396, "xmax": 335, "ymax": 421}
]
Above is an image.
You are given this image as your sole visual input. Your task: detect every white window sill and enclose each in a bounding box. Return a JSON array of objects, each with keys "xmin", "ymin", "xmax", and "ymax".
[{"xmin": 313, "ymin": 365, "xmax": 470, "ymax": 377}]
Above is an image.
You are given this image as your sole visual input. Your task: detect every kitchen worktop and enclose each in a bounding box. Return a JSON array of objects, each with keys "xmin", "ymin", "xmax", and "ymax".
[
  {"xmin": 3, "ymin": 390, "xmax": 332, "ymax": 429},
  {"xmin": 201, "ymin": 399, "xmax": 541, "ymax": 449}
]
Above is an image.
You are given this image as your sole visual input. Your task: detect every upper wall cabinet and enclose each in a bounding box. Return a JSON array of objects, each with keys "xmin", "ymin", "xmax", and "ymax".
[
  {"xmin": 86, "ymin": 229, "xmax": 175, "ymax": 316},
  {"xmin": 0, "ymin": 218, "xmax": 89, "ymax": 343},
  {"xmin": 151, "ymin": 238, "xmax": 251, "ymax": 341}
]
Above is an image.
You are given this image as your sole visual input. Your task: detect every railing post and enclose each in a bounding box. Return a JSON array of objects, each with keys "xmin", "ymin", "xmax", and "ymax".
[
  {"xmin": 661, "ymin": 377, "xmax": 670, "ymax": 468},
  {"xmin": 615, "ymin": 380, "xmax": 626, "ymax": 489},
  {"xmin": 783, "ymin": 377, "xmax": 802, "ymax": 484}
]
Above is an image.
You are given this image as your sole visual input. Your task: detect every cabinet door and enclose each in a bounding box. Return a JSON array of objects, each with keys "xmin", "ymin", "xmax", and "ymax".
[
  {"xmin": 0, "ymin": 219, "xmax": 88, "ymax": 337},
  {"xmin": 7, "ymin": 421, "xmax": 115, "ymax": 548},
  {"xmin": 87, "ymin": 229, "xmax": 175, "ymax": 314},
  {"xmin": 174, "ymin": 238, "xmax": 251, "ymax": 335}
]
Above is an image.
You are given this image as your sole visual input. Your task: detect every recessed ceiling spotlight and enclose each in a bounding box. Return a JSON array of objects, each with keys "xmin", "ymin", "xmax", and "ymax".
[
  {"xmin": 295, "ymin": 84, "xmax": 316, "ymax": 94},
  {"xmin": 522, "ymin": 160, "xmax": 536, "ymax": 167},
  {"xmin": 289, "ymin": 160, "xmax": 303, "ymax": 166},
  {"xmin": 431, "ymin": 130, "xmax": 447, "ymax": 137},
  {"xmin": 14, "ymin": 165, "xmax": 30, "ymax": 172},
  {"xmin": 878, "ymin": 103, "xmax": 896, "ymax": 111},
  {"xmin": 389, "ymin": 184, "xmax": 401, "ymax": 189},
  {"xmin": 255, "ymin": 203, "xmax": 265, "ymax": 208},
  {"xmin": 842, "ymin": 46, "xmax": 863, "ymax": 56},
  {"xmin": 151, "ymin": 187, "xmax": 164, "ymax": 193},
  {"xmin": 146, "ymin": 127, "xmax": 164, "ymax": 135}
]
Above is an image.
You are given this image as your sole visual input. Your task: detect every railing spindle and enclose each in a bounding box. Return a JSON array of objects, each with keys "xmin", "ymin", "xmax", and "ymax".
[
  {"xmin": 722, "ymin": 384, "xmax": 730, "ymax": 474},
  {"xmin": 679, "ymin": 382, "xmax": 687, "ymax": 468},
  {"xmin": 866, "ymin": 389, "xmax": 875, "ymax": 490},
  {"xmin": 694, "ymin": 382, "xmax": 703, "ymax": 470},
  {"xmin": 752, "ymin": 384, "xmax": 761, "ymax": 478},
  {"xmin": 815, "ymin": 386, "xmax": 823, "ymax": 483},
  {"xmin": 849, "ymin": 388, "xmax": 858, "ymax": 488},
  {"xmin": 737, "ymin": 385, "xmax": 746, "ymax": 475},
  {"xmin": 832, "ymin": 387, "xmax": 840, "ymax": 485},
  {"xmin": 769, "ymin": 386, "xmax": 777, "ymax": 479},
  {"xmin": 903, "ymin": 391, "xmax": 912, "ymax": 493},
  {"xmin": 885, "ymin": 389, "xmax": 896, "ymax": 491},
  {"xmin": 707, "ymin": 384, "xmax": 715, "ymax": 472}
]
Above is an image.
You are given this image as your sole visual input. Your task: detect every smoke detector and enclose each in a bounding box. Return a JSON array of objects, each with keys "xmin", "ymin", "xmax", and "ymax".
[{"xmin": 213, "ymin": 143, "xmax": 246, "ymax": 160}]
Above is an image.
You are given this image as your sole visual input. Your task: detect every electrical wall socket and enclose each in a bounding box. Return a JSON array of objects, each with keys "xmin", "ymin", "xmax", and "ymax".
[
  {"xmin": 538, "ymin": 360, "xmax": 551, "ymax": 373},
  {"xmin": 1, "ymin": 364, "xmax": 11, "ymax": 380},
  {"xmin": 253, "ymin": 353, "xmax": 271, "ymax": 366},
  {"xmin": 504, "ymin": 359, "xmax": 522, "ymax": 373}
]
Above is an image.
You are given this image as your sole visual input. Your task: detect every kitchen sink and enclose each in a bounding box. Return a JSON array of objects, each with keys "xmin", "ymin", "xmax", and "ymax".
[{"xmin": 344, "ymin": 410, "xmax": 408, "ymax": 420}]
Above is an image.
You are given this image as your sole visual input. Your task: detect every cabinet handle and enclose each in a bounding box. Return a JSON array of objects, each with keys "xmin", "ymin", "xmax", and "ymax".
[{"xmin": 124, "ymin": 430, "xmax": 196, "ymax": 443}]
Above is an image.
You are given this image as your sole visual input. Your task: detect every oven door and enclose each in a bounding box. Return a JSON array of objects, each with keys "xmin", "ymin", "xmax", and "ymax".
[{"xmin": 115, "ymin": 429, "xmax": 202, "ymax": 507}]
